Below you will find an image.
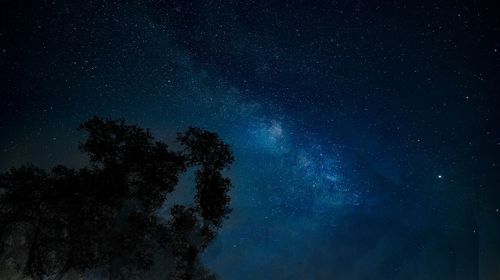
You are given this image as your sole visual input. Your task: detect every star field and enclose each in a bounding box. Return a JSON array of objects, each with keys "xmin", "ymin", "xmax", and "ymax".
[{"xmin": 1, "ymin": 1, "xmax": 499, "ymax": 279}]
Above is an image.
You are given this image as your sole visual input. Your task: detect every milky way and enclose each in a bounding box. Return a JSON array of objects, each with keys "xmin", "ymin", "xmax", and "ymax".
[{"xmin": 1, "ymin": 1, "xmax": 499, "ymax": 279}]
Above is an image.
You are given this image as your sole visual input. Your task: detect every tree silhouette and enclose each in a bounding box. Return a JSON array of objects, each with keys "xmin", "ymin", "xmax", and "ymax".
[{"xmin": 0, "ymin": 117, "xmax": 234, "ymax": 280}]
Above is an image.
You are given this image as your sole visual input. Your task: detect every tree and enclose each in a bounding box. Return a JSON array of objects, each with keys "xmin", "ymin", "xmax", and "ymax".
[{"xmin": 0, "ymin": 117, "xmax": 234, "ymax": 280}]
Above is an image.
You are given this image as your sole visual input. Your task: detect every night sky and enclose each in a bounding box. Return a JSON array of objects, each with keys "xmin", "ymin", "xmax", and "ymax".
[{"xmin": 1, "ymin": 1, "xmax": 500, "ymax": 279}]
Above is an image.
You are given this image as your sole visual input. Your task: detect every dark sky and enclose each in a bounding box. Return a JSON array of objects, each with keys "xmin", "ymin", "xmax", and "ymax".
[{"xmin": 1, "ymin": 0, "xmax": 499, "ymax": 279}]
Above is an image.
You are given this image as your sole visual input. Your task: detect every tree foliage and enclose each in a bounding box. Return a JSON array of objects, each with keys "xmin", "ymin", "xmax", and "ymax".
[{"xmin": 0, "ymin": 117, "xmax": 234, "ymax": 280}]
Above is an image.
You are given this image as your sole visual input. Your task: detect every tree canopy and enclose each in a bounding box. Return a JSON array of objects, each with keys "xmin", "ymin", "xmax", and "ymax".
[{"xmin": 0, "ymin": 117, "xmax": 234, "ymax": 280}]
